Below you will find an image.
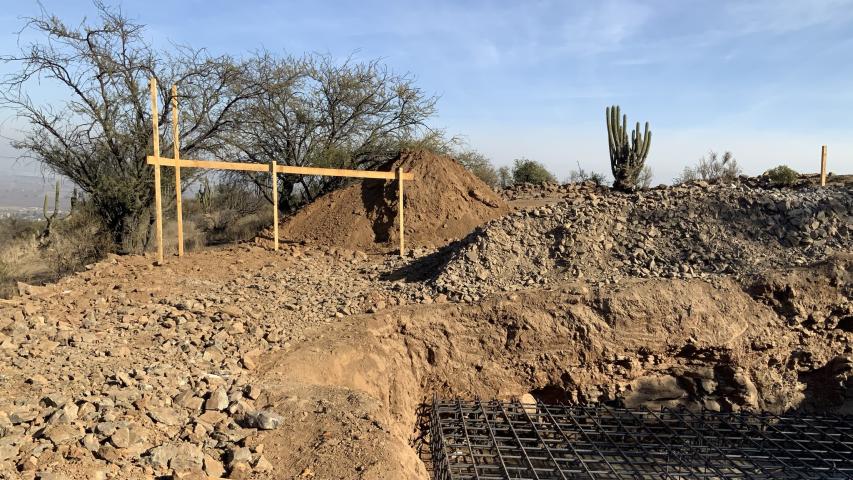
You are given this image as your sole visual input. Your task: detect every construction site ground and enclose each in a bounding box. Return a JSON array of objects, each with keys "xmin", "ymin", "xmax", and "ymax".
[{"xmin": 1, "ymin": 159, "xmax": 851, "ymax": 479}]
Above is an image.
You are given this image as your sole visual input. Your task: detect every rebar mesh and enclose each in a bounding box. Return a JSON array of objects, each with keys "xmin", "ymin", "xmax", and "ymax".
[{"xmin": 430, "ymin": 399, "xmax": 853, "ymax": 479}]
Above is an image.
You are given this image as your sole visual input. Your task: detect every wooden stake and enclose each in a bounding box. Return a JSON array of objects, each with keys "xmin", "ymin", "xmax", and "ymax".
[
  {"xmin": 271, "ymin": 160, "xmax": 279, "ymax": 251},
  {"xmin": 149, "ymin": 78, "xmax": 163, "ymax": 266},
  {"xmin": 397, "ymin": 167, "xmax": 405, "ymax": 256},
  {"xmin": 172, "ymin": 84, "xmax": 183, "ymax": 256},
  {"xmin": 820, "ymin": 145, "xmax": 827, "ymax": 187}
]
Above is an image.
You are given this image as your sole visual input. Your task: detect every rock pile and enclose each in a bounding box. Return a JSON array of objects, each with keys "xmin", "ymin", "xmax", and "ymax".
[
  {"xmin": 434, "ymin": 182, "xmax": 853, "ymax": 299},
  {"xmin": 500, "ymin": 181, "xmax": 605, "ymax": 201},
  {"xmin": 0, "ymin": 244, "xmax": 436, "ymax": 479}
]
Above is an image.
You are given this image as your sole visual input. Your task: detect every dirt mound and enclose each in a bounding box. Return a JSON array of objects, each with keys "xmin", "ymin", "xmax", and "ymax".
[
  {"xmin": 433, "ymin": 181, "xmax": 853, "ymax": 299},
  {"xmin": 279, "ymin": 150, "xmax": 510, "ymax": 252}
]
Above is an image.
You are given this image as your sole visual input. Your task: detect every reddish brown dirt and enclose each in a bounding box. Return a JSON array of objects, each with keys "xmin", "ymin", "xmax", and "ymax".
[{"xmin": 279, "ymin": 150, "xmax": 510, "ymax": 252}]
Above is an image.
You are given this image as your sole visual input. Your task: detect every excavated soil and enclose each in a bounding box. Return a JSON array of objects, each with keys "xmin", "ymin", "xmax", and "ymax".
[
  {"xmin": 279, "ymin": 150, "xmax": 510, "ymax": 252},
  {"xmin": 0, "ymin": 180, "xmax": 851, "ymax": 479}
]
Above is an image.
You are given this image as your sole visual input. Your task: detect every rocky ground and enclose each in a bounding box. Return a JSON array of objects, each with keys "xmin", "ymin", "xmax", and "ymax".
[
  {"xmin": 0, "ymin": 245, "xmax": 441, "ymax": 479},
  {"xmin": 0, "ymin": 179, "xmax": 851, "ymax": 480}
]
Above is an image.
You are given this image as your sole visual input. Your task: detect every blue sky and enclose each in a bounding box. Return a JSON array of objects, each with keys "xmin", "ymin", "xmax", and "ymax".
[{"xmin": 1, "ymin": 0, "xmax": 852, "ymax": 183}]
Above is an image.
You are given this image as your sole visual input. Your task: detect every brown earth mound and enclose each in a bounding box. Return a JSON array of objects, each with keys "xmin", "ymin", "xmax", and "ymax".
[{"xmin": 279, "ymin": 150, "xmax": 509, "ymax": 252}]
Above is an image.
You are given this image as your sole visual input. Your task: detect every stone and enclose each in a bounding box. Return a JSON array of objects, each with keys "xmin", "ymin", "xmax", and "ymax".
[
  {"xmin": 147, "ymin": 407, "xmax": 182, "ymax": 426},
  {"xmin": 81, "ymin": 433, "xmax": 100, "ymax": 451},
  {"xmin": 203, "ymin": 454, "xmax": 225, "ymax": 478},
  {"xmin": 40, "ymin": 395, "xmax": 67, "ymax": 409},
  {"xmin": 623, "ymin": 375, "xmax": 687, "ymax": 409},
  {"xmin": 95, "ymin": 422, "xmax": 117, "ymax": 436},
  {"xmin": 240, "ymin": 348, "xmax": 262, "ymax": 370},
  {"xmin": 196, "ymin": 410, "xmax": 226, "ymax": 426},
  {"xmin": 170, "ymin": 443, "xmax": 203, "ymax": 473},
  {"xmin": 243, "ymin": 384, "xmax": 261, "ymax": 401},
  {"xmin": 147, "ymin": 444, "xmax": 175, "ymax": 470},
  {"xmin": 205, "ymin": 388, "xmax": 229, "ymax": 411},
  {"xmin": 10, "ymin": 409, "xmax": 39, "ymax": 425},
  {"xmin": 227, "ymin": 461, "xmax": 252, "ymax": 479},
  {"xmin": 43, "ymin": 424, "xmax": 83, "ymax": 446},
  {"xmin": 238, "ymin": 410, "xmax": 283, "ymax": 430},
  {"xmin": 518, "ymin": 393, "xmax": 537, "ymax": 415},
  {"xmin": 254, "ymin": 455, "xmax": 273, "ymax": 472},
  {"xmin": 109, "ymin": 427, "xmax": 130, "ymax": 449},
  {"xmin": 226, "ymin": 446, "xmax": 252, "ymax": 465}
]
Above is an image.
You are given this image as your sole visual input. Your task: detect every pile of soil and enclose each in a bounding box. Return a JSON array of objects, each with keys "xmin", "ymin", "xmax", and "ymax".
[{"xmin": 279, "ymin": 150, "xmax": 510, "ymax": 251}]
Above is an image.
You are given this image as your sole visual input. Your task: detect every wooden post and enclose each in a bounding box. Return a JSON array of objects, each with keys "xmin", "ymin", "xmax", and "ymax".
[
  {"xmin": 149, "ymin": 78, "xmax": 164, "ymax": 265},
  {"xmin": 271, "ymin": 161, "xmax": 279, "ymax": 251},
  {"xmin": 820, "ymin": 145, "xmax": 827, "ymax": 187},
  {"xmin": 172, "ymin": 84, "xmax": 183, "ymax": 256},
  {"xmin": 397, "ymin": 167, "xmax": 405, "ymax": 256}
]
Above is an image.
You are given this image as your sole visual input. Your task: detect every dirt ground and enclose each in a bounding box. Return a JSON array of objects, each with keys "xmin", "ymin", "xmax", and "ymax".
[
  {"xmin": 1, "ymin": 165, "xmax": 851, "ymax": 479},
  {"xmin": 0, "ymin": 241, "xmax": 850, "ymax": 479}
]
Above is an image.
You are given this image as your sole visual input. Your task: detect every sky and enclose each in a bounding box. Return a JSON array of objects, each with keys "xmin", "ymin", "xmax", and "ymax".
[{"xmin": 1, "ymin": 0, "xmax": 852, "ymax": 183}]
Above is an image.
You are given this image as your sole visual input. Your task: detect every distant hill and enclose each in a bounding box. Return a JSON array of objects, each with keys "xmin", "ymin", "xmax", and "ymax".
[{"xmin": 0, "ymin": 174, "xmax": 72, "ymax": 209}]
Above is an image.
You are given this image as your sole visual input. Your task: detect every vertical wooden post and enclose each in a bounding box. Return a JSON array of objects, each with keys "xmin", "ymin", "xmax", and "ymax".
[
  {"xmin": 171, "ymin": 84, "xmax": 183, "ymax": 256},
  {"xmin": 271, "ymin": 161, "xmax": 279, "ymax": 251},
  {"xmin": 149, "ymin": 78, "xmax": 164, "ymax": 266},
  {"xmin": 397, "ymin": 167, "xmax": 405, "ymax": 256},
  {"xmin": 820, "ymin": 145, "xmax": 827, "ymax": 187}
]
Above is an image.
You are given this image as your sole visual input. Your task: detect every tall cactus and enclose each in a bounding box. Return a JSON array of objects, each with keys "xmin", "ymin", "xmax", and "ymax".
[{"xmin": 606, "ymin": 105, "xmax": 651, "ymax": 191}]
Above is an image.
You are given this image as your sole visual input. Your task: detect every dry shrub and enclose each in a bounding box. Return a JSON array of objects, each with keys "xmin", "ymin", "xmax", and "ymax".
[
  {"xmin": 0, "ymin": 217, "xmax": 41, "ymax": 246},
  {"xmin": 200, "ymin": 210, "xmax": 272, "ymax": 245},
  {"xmin": 0, "ymin": 259, "xmax": 16, "ymax": 298},
  {"xmin": 0, "ymin": 218, "xmax": 44, "ymax": 298},
  {"xmin": 42, "ymin": 207, "xmax": 112, "ymax": 275},
  {"xmin": 161, "ymin": 219, "xmax": 205, "ymax": 255}
]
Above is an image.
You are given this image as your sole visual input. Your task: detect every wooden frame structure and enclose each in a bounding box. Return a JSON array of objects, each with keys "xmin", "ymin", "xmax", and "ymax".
[{"xmin": 147, "ymin": 77, "xmax": 413, "ymax": 265}]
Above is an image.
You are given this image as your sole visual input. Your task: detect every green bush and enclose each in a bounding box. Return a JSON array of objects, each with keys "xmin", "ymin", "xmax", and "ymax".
[
  {"xmin": 512, "ymin": 158, "xmax": 557, "ymax": 185},
  {"xmin": 765, "ymin": 165, "xmax": 799, "ymax": 186}
]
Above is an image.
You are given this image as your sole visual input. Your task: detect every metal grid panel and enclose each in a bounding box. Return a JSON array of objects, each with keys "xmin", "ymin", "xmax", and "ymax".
[{"xmin": 430, "ymin": 399, "xmax": 853, "ymax": 480}]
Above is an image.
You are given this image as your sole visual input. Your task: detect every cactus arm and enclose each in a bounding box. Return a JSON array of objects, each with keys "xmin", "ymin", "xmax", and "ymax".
[
  {"xmin": 53, "ymin": 181, "xmax": 60, "ymax": 217},
  {"xmin": 606, "ymin": 107, "xmax": 615, "ymax": 159}
]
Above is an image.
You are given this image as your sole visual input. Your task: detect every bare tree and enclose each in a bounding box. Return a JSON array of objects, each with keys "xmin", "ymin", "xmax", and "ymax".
[
  {"xmin": 227, "ymin": 52, "xmax": 439, "ymax": 212},
  {"xmin": 637, "ymin": 165, "xmax": 653, "ymax": 189},
  {"xmin": 1, "ymin": 3, "xmax": 262, "ymax": 252},
  {"xmin": 674, "ymin": 151, "xmax": 741, "ymax": 184}
]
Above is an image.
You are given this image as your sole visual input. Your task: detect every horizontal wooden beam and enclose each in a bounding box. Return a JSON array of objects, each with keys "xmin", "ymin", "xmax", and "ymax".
[
  {"xmin": 147, "ymin": 156, "xmax": 414, "ymax": 180},
  {"xmin": 276, "ymin": 164, "xmax": 413, "ymax": 180},
  {"xmin": 147, "ymin": 156, "xmax": 269, "ymax": 172}
]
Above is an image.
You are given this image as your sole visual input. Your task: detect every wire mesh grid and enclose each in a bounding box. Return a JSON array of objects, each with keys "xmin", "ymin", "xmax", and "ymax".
[{"xmin": 430, "ymin": 398, "xmax": 853, "ymax": 479}]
